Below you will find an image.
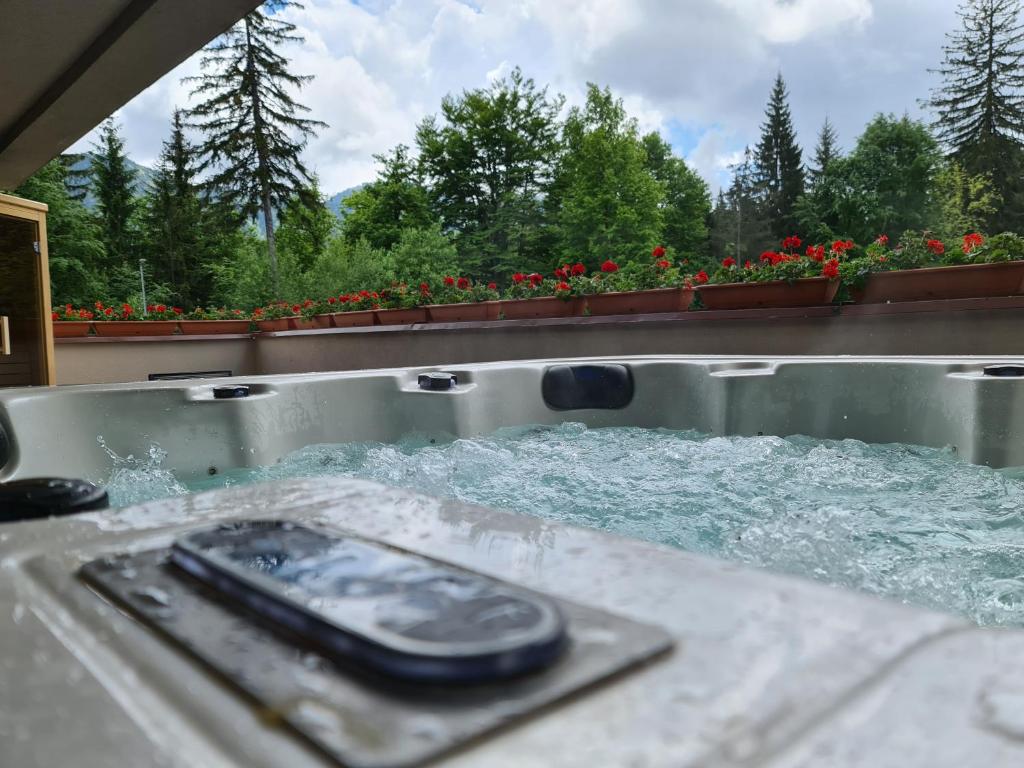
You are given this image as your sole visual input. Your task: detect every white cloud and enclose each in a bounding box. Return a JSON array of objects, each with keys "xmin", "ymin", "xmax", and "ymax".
[{"xmin": 69, "ymin": 0, "xmax": 960, "ymax": 196}]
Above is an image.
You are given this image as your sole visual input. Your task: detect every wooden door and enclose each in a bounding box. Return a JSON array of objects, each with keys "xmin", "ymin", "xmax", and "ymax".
[{"xmin": 0, "ymin": 194, "xmax": 54, "ymax": 386}]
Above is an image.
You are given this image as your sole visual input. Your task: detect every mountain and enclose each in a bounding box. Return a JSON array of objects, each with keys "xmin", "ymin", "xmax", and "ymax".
[
  {"xmin": 65, "ymin": 153, "xmax": 157, "ymax": 209},
  {"xmin": 326, "ymin": 185, "xmax": 365, "ymax": 219},
  {"xmin": 65, "ymin": 152, "xmax": 365, "ymax": 223}
]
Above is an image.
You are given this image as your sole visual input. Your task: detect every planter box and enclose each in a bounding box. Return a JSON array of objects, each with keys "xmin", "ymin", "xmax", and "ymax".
[
  {"xmin": 52, "ymin": 321, "xmax": 92, "ymax": 338},
  {"xmin": 375, "ymin": 307, "xmax": 428, "ymax": 325},
  {"xmin": 92, "ymin": 320, "xmax": 179, "ymax": 336},
  {"xmin": 256, "ymin": 318, "xmax": 291, "ymax": 333},
  {"xmin": 178, "ymin": 320, "xmax": 251, "ymax": 335},
  {"xmin": 288, "ymin": 317, "xmax": 317, "ymax": 331},
  {"xmin": 426, "ymin": 302, "xmax": 501, "ymax": 323},
  {"xmin": 499, "ymin": 297, "xmax": 582, "ymax": 320},
  {"xmin": 852, "ymin": 261, "xmax": 1024, "ymax": 303},
  {"xmin": 330, "ymin": 310, "xmax": 377, "ymax": 328},
  {"xmin": 698, "ymin": 277, "xmax": 839, "ymax": 310},
  {"xmin": 585, "ymin": 287, "xmax": 694, "ymax": 316}
]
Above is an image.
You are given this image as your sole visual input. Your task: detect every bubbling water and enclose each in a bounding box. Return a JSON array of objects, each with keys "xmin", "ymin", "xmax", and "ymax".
[{"xmin": 102, "ymin": 424, "xmax": 1024, "ymax": 626}]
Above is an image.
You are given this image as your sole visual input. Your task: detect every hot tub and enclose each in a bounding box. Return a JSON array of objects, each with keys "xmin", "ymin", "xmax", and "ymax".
[{"xmin": 3, "ymin": 356, "xmax": 1024, "ymax": 767}]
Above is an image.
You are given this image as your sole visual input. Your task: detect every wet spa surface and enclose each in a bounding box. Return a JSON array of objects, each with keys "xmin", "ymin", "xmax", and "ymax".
[{"xmin": 100, "ymin": 423, "xmax": 1024, "ymax": 627}]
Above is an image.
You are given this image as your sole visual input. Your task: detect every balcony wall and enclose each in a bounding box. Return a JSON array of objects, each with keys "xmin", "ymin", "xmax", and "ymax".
[{"xmin": 52, "ymin": 296, "xmax": 1024, "ymax": 385}]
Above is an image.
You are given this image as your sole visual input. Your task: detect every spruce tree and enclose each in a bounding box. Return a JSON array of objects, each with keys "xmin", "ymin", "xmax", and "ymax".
[
  {"xmin": 926, "ymin": 0, "xmax": 1024, "ymax": 231},
  {"xmin": 140, "ymin": 111, "xmax": 204, "ymax": 305},
  {"xmin": 754, "ymin": 74, "xmax": 805, "ymax": 239},
  {"xmin": 184, "ymin": 0, "xmax": 326, "ymax": 295},
  {"xmin": 710, "ymin": 147, "xmax": 773, "ymax": 262},
  {"xmin": 808, "ymin": 117, "xmax": 840, "ymax": 187},
  {"xmin": 90, "ymin": 118, "xmax": 137, "ymax": 268}
]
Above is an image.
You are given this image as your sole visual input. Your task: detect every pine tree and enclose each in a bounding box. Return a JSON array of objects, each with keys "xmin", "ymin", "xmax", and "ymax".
[
  {"xmin": 710, "ymin": 147, "xmax": 773, "ymax": 262},
  {"xmin": 926, "ymin": 0, "xmax": 1024, "ymax": 231},
  {"xmin": 90, "ymin": 118, "xmax": 137, "ymax": 268},
  {"xmin": 754, "ymin": 73, "xmax": 805, "ymax": 239},
  {"xmin": 808, "ymin": 117, "xmax": 840, "ymax": 187},
  {"xmin": 184, "ymin": 0, "xmax": 326, "ymax": 295},
  {"xmin": 140, "ymin": 111, "xmax": 205, "ymax": 305},
  {"xmin": 16, "ymin": 159, "xmax": 107, "ymax": 305}
]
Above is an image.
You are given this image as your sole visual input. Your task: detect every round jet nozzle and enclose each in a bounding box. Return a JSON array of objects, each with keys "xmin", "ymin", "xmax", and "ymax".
[
  {"xmin": 418, "ymin": 372, "xmax": 458, "ymax": 391},
  {"xmin": 213, "ymin": 385, "xmax": 251, "ymax": 399},
  {"xmin": 0, "ymin": 478, "xmax": 109, "ymax": 522}
]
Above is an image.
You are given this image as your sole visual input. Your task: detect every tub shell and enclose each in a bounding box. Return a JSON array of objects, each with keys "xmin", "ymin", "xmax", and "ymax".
[{"xmin": 3, "ymin": 356, "xmax": 1024, "ymax": 765}]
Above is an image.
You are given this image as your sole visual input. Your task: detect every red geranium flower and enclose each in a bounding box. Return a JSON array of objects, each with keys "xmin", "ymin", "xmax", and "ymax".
[
  {"xmin": 457, "ymin": 277, "xmax": 470, "ymax": 289},
  {"xmin": 694, "ymin": 270, "xmax": 709, "ymax": 284},
  {"xmin": 528, "ymin": 272, "xmax": 543, "ymax": 285},
  {"xmin": 760, "ymin": 251, "xmax": 775, "ymax": 262},
  {"xmin": 962, "ymin": 232, "xmax": 984, "ymax": 254},
  {"xmin": 51, "ymin": 311, "xmax": 59, "ymax": 320},
  {"xmin": 487, "ymin": 282, "xmax": 497, "ymax": 290},
  {"xmin": 782, "ymin": 235, "xmax": 802, "ymax": 251},
  {"xmin": 512, "ymin": 272, "xmax": 525, "ymax": 283},
  {"xmin": 253, "ymin": 307, "xmax": 264, "ymax": 316},
  {"xmin": 555, "ymin": 281, "xmax": 571, "ymax": 291},
  {"xmin": 822, "ymin": 258, "xmax": 840, "ymax": 279},
  {"xmin": 554, "ymin": 266, "xmax": 567, "ymax": 278},
  {"xmin": 656, "ymin": 259, "xmax": 671, "ymax": 269},
  {"xmin": 600, "ymin": 259, "xmax": 619, "ymax": 273},
  {"xmin": 744, "ymin": 260, "xmax": 753, "ymax": 269},
  {"xmin": 291, "ymin": 304, "xmax": 301, "ymax": 314},
  {"xmin": 806, "ymin": 245, "xmax": 825, "ymax": 262},
  {"xmin": 104, "ymin": 307, "xmax": 113, "ymax": 317},
  {"xmin": 571, "ymin": 263, "xmax": 586, "ymax": 276},
  {"xmin": 927, "ymin": 239, "xmax": 945, "ymax": 255},
  {"xmin": 722, "ymin": 257, "xmax": 736, "ymax": 268},
  {"xmin": 327, "ymin": 296, "xmax": 337, "ymax": 304},
  {"xmin": 443, "ymin": 276, "xmax": 455, "ymax": 286},
  {"xmin": 419, "ymin": 282, "xmax": 430, "ymax": 294},
  {"xmin": 652, "ymin": 245, "xmax": 666, "ymax": 258},
  {"xmin": 876, "ymin": 234, "xmax": 889, "ymax": 246}
]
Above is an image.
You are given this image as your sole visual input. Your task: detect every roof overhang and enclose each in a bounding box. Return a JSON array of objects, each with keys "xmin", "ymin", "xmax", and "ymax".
[{"xmin": 0, "ymin": 0, "xmax": 263, "ymax": 189}]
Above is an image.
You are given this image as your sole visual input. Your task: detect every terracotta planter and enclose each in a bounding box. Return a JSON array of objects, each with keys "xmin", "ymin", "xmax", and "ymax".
[
  {"xmin": 698, "ymin": 277, "xmax": 840, "ymax": 310},
  {"xmin": 178, "ymin": 320, "xmax": 251, "ymax": 335},
  {"xmin": 375, "ymin": 307, "xmax": 428, "ymax": 325},
  {"xmin": 256, "ymin": 318, "xmax": 291, "ymax": 332},
  {"xmin": 585, "ymin": 287, "xmax": 694, "ymax": 316},
  {"xmin": 426, "ymin": 302, "xmax": 501, "ymax": 323},
  {"xmin": 288, "ymin": 317, "xmax": 317, "ymax": 330},
  {"xmin": 312, "ymin": 313, "xmax": 335, "ymax": 329},
  {"xmin": 499, "ymin": 297, "xmax": 583, "ymax": 320},
  {"xmin": 330, "ymin": 310, "xmax": 377, "ymax": 328},
  {"xmin": 92, "ymin": 320, "xmax": 179, "ymax": 336},
  {"xmin": 52, "ymin": 321, "xmax": 92, "ymax": 338},
  {"xmin": 852, "ymin": 261, "xmax": 1024, "ymax": 304}
]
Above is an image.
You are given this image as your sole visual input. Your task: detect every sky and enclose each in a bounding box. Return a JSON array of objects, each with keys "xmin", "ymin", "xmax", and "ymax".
[{"xmin": 69, "ymin": 0, "xmax": 962, "ymax": 195}]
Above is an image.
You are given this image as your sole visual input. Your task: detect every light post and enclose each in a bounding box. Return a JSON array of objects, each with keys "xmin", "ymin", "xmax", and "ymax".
[{"xmin": 139, "ymin": 258, "xmax": 148, "ymax": 316}]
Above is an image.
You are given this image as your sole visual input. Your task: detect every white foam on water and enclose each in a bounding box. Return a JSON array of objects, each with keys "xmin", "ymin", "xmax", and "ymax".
[{"xmin": 102, "ymin": 424, "xmax": 1024, "ymax": 626}]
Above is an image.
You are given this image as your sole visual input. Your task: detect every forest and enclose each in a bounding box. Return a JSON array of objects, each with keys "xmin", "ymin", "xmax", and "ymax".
[{"xmin": 8, "ymin": 0, "xmax": 1024, "ymax": 312}]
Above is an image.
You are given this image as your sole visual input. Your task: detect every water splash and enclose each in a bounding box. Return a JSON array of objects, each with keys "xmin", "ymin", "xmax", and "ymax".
[
  {"xmin": 96, "ymin": 435, "xmax": 188, "ymax": 506},
  {"xmin": 101, "ymin": 424, "xmax": 1024, "ymax": 626}
]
